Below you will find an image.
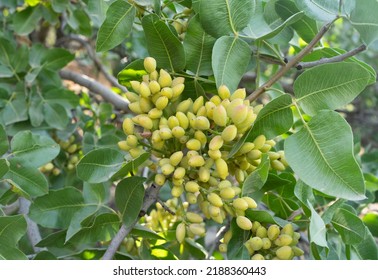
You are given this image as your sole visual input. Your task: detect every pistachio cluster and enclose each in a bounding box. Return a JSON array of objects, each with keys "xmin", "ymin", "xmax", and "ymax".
[
  {"xmin": 119, "ymin": 57, "xmax": 291, "ymax": 250},
  {"xmin": 220, "ymin": 223, "xmax": 304, "ymax": 260}
]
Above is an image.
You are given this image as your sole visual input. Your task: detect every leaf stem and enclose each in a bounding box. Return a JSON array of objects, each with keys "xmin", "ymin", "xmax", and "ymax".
[{"xmin": 247, "ymin": 17, "xmax": 339, "ymax": 102}]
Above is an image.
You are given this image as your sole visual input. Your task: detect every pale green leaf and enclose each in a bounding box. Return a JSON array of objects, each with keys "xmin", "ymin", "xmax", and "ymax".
[
  {"xmin": 212, "ymin": 36, "xmax": 251, "ymax": 92},
  {"xmin": 4, "ymin": 159, "xmax": 48, "ymax": 197},
  {"xmin": 199, "ymin": 0, "xmax": 253, "ymax": 38},
  {"xmin": 142, "ymin": 14, "xmax": 185, "ymax": 71},
  {"xmin": 77, "ymin": 148, "xmax": 124, "ymax": 183},
  {"xmin": 349, "ymin": 0, "xmax": 378, "ymax": 45},
  {"xmin": 29, "ymin": 187, "xmax": 84, "ymax": 228},
  {"xmin": 10, "ymin": 131, "xmax": 60, "ymax": 168},
  {"xmin": 183, "ymin": 15, "xmax": 216, "ymax": 76},
  {"xmin": 294, "ymin": 62, "xmax": 371, "ymax": 116},
  {"xmin": 285, "ymin": 110, "xmax": 365, "ymax": 200},
  {"xmin": 115, "ymin": 176, "xmax": 145, "ymax": 227},
  {"xmin": 294, "ymin": 0, "xmax": 343, "ymax": 22},
  {"xmin": 332, "ymin": 208, "xmax": 366, "ymax": 245},
  {"xmin": 308, "ymin": 202, "xmax": 328, "ymax": 247},
  {"xmin": 96, "ymin": 0, "xmax": 136, "ymax": 52}
]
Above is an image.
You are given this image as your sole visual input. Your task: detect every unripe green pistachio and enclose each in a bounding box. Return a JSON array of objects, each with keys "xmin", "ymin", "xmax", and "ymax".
[
  {"xmin": 242, "ymin": 196, "xmax": 257, "ymax": 209},
  {"xmin": 172, "ymin": 126, "xmax": 185, "ymax": 138},
  {"xmin": 139, "ymin": 82, "xmax": 151, "ymax": 98},
  {"xmin": 186, "ymin": 192, "xmax": 197, "ymax": 204},
  {"xmin": 271, "ymin": 160, "xmax": 286, "ymax": 171},
  {"xmin": 176, "ymin": 222, "xmax": 186, "ymax": 243},
  {"xmin": 208, "ymin": 205, "xmax": 221, "ymax": 217},
  {"xmin": 281, "ymin": 224, "xmax": 294, "ymax": 237},
  {"xmin": 149, "ymin": 80, "xmax": 161, "ymax": 94},
  {"xmin": 186, "ymin": 139, "xmax": 202, "ymax": 150},
  {"xmin": 159, "ymin": 127, "xmax": 173, "ymax": 140},
  {"xmin": 292, "ymin": 246, "xmax": 304, "ymax": 257},
  {"xmin": 185, "ymin": 181, "xmax": 200, "ymax": 193},
  {"xmin": 233, "ymin": 198, "xmax": 249, "ymax": 211},
  {"xmin": 256, "ymin": 226, "xmax": 267, "ymax": 238},
  {"xmin": 160, "ymin": 87, "xmax": 173, "ymax": 98},
  {"xmin": 220, "ymin": 187, "xmax": 236, "ymax": 200},
  {"xmin": 193, "ymin": 96, "xmax": 204, "ymax": 114},
  {"xmin": 125, "ymin": 91, "xmax": 139, "ymax": 102},
  {"xmin": 171, "ymin": 185, "xmax": 184, "ymax": 197},
  {"xmin": 155, "ymin": 96, "xmax": 169, "ymax": 110},
  {"xmin": 219, "ymin": 243, "xmax": 227, "ymax": 253},
  {"xmin": 138, "ymin": 115, "xmax": 153, "ymax": 130},
  {"xmin": 188, "ymin": 155, "xmax": 205, "ymax": 167},
  {"xmin": 149, "ymin": 70, "xmax": 158, "ymax": 81},
  {"xmin": 260, "ymin": 143, "xmax": 272, "ymax": 153},
  {"xmin": 177, "ymin": 99, "xmax": 193, "ymax": 113},
  {"xmin": 208, "ymin": 149, "xmax": 221, "ymax": 160},
  {"xmin": 230, "ymin": 88, "xmax": 246, "ymax": 100},
  {"xmin": 274, "ymin": 234, "xmax": 293, "ymax": 247},
  {"xmin": 198, "ymin": 167, "xmax": 210, "ymax": 182},
  {"xmin": 170, "ymin": 151, "xmax": 183, "ymax": 166},
  {"xmin": 247, "ymin": 149, "xmax": 262, "ymax": 161},
  {"xmin": 172, "ymin": 77, "xmax": 185, "ymax": 87},
  {"xmin": 209, "ymin": 135, "xmax": 224, "ymax": 150},
  {"xmin": 205, "ymin": 101, "xmax": 216, "ymax": 119},
  {"xmin": 251, "ymin": 254, "xmax": 265, "ymax": 260},
  {"xmin": 176, "ymin": 112, "xmax": 189, "ymax": 129},
  {"xmin": 126, "ymin": 135, "xmax": 138, "ymax": 147},
  {"xmin": 250, "ymin": 237, "xmax": 263, "ymax": 251},
  {"xmin": 252, "ymin": 221, "xmax": 262, "ymax": 234},
  {"xmin": 189, "ymin": 223, "xmax": 205, "ymax": 236},
  {"xmin": 144, "ymin": 57, "xmax": 157, "ymax": 73},
  {"xmin": 236, "ymin": 216, "xmax": 252, "ymax": 230},
  {"xmin": 161, "ymin": 163, "xmax": 175, "ymax": 176},
  {"xmin": 172, "ymin": 84, "xmax": 185, "ymax": 98},
  {"xmin": 215, "ymin": 158, "xmax": 228, "ymax": 179},
  {"xmin": 194, "ymin": 116, "xmax": 210, "ymax": 130},
  {"xmin": 158, "ymin": 69, "xmax": 172, "ymax": 87},
  {"xmin": 155, "ymin": 174, "xmax": 166, "ymax": 186},
  {"xmin": 186, "ymin": 212, "xmax": 203, "ymax": 223},
  {"xmin": 253, "ymin": 135, "xmax": 266, "ymax": 150},
  {"xmin": 276, "ymin": 246, "xmax": 294, "ymax": 260},
  {"xmin": 118, "ymin": 141, "xmax": 130, "ymax": 151},
  {"xmin": 267, "ymin": 225, "xmax": 280, "ymax": 241},
  {"xmin": 128, "ymin": 102, "xmax": 143, "ymax": 114},
  {"xmin": 130, "ymin": 81, "xmax": 141, "ymax": 93},
  {"xmin": 221, "ymin": 125, "xmax": 238, "ymax": 142},
  {"xmin": 218, "ymin": 85, "xmax": 230, "ymax": 100},
  {"xmin": 173, "ymin": 167, "xmax": 186, "ymax": 180},
  {"xmin": 207, "ymin": 192, "xmax": 223, "ymax": 207},
  {"xmin": 262, "ymin": 238, "xmax": 272, "ymax": 250}
]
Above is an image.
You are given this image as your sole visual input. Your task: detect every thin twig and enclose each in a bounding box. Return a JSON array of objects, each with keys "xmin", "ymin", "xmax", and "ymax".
[
  {"xmin": 297, "ymin": 44, "xmax": 367, "ymax": 69},
  {"xmin": 59, "ymin": 69, "xmax": 130, "ymax": 112},
  {"xmin": 247, "ymin": 18, "xmax": 339, "ymax": 102},
  {"xmin": 18, "ymin": 198, "xmax": 45, "ymax": 253},
  {"xmin": 101, "ymin": 184, "xmax": 161, "ymax": 260},
  {"xmin": 157, "ymin": 198, "xmax": 176, "ymax": 215},
  {"xmin": 58, "ymin": 35, "xmax": 128, "ymax": 93},
  {"xmin": 207, "ymin": 223, "xmax": 230, "ymax": 260}
]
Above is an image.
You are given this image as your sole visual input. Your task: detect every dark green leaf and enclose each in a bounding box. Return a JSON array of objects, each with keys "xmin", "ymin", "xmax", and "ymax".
[
  {"xmin": 43, "ymin": 103, "xmax": 69, "ymax": 130},
  {"xmin": 352, "ymin": 227, "xmax": 378, "ymax": 260},
  {"xmin": 142, "ymin": 14, "xmax": 186, "ymax": 71},
  {"xmin": 249, "ymin": 94, "xmax": 293, "ymax": 141},
  {"xmin": 4, "ymin": 159, "xmax": 48, "ymax": 197},
  {"xmin": 77, "ymin": 148, "xmax": 125, "ymax": 183},
  {"xmin": 0, "ymin": 244, "xmax": 28, "ymax": 260},
  {"xmin": 332, "ymin": 208, "xmax": 366, "ymax": 245},
  {"xmin": 0, "ymin": 124, "xmax": 8, "ymax": 156},
  {"xmin": 227, "ymin": 218, "xmax": 250, "ymax": 260},
  {"xmin": 41, "ymin": 48, "xmax": 75, "ymax": 70},
  {"xmin": 130, "ymin": 224, "xmax": 166, "ymax": 240},
  {"xmin": 242, "ymin": 154, "xmax": 270, "ymax": 196},
  {"xmin": 183, "ymin": 15, "xmax": 216, "ymax": 76},
  {"xmin": 96, "ymin": 0, "xmax": 136, "ymax": 52},
  {"xmin": 33, "ymin": 251, "xmax": 58, "ymax": 260},
  {"xmin": 0, "ymin": 159, "xmax": 9, "ymax": 178},
  {"xmin": 285, "ymin": 110, "xmax": 365, "ymax": 201},
  {"xmin": 51, "ymin": 0, "xmax": 69, "ymax": 13},
  {"xmin": 29, "ymin": 187, "xmax": 84, "ymax": 228},
  {"xmin": 199, "ymin": 0, "xmax": 253, "ymax": 38},
  {"xmin": 115, "ymin": 176, "xmax": 145, "ymax": 227},
  {"xmin": 0, "ymin": 215, "xmax": 27, "ymax": 246},
  {"xmin": 0, "ymin": 65, "xmax": 13, "ymax": 78},
  {"xmin": 10, "ymin": 131, "xmax": 60, "ymax": 168},
  {"xmin": 13, "ymin": 6, "xmax": 42, "ymax": 35},
  {"xmin": 111, "ymin": 152, "xmax": 150, "ymax": 181},
  {"xmin": 212, "ymin": 36, "xmax": 250, "ymax": 92},
  {"xmin": 276, "ymin": 0, "xmax": 318, "ymax": 43},
  {"xmin": 245, "ymin": 209, "xmax": 288, "ymax": 227},
  {"xmin": 294, "ymin": 63, "xmax": 371, "ymax": 116}
]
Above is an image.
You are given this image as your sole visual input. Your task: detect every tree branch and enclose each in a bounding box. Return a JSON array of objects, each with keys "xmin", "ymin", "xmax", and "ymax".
[
  {"xmin": 247, "ymin": 18, "xmax": 339, "ymax": 102},
  {"xmin": 57, "ymin": 35, "xmax": 128, "ymax": 93},
  {"xmin": 59, "ymin": 69, "xmax": 130, "ymax": 112},
  {"xmin": 101, "ymin": 184, "xmax": 161, "ymax": 260},
  {"xmin": 18, "ymin": 198, "xmax": 45, "ymax": 253}
]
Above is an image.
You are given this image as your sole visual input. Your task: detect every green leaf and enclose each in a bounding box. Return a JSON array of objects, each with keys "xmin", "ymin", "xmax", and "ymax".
[
  {"xmin": 294, "ymin": 0, "xmax": 341, "ymax": 22},
  {"xmin": 111, "ymin": 152, "xmax": 150, "ymax": 181},
  {"xmin": 13, "ymin": 6, "xmax": 42, "ymax": 35},
  {"xmin": 130, "ymin": 224, "xmax": 166, "ymax": 240},
  {"xmin": 0, "ymin": 159, "xmax": 9, "ymax": 178},
  {"xmin": 349, "ymin": 0, "xmax": 378, "ymax": 45},
  {"xmin": 43, "ymin": 103, "xmax": 69, "ymax": 130},
  {"xmin": 118, "ymin": 59, "xmax": 147, "ymax": 88},
  {"xmin": 96, "ymin": 0, "xmax": 136, "ymax": 52},
  {"xmin": 10, "ymin": 131, "xmax": 60, "ymax": 168},
  {"xmin": 0, "ymin": 215, "xmax": 27, "ymax": 246},
  {"xmin": 243, "ymin": 1, "xmax": 303, "ymax": 40},
  {"xmin": 68, "ymin": 213, "xmax": 120, "ymax": 243},
  {"xmin": 87, "ymin": 0, "xmax": 109, "ymax": 26},
  {"xmin": 65, "ymin": 207, "xmax": 99, "ymax": 242},
  {"xmin": 0, "ymin": 65, "xmax": 13, "ymax": 78},
  {"xmin": 29, "ymin": 187, "xmax": 84, "ymax": 228},
  {"xmin": 33, "ymin": 251, "xmax": 58, "ymax": 260},
  {"xmin": 41, "ymin": 48, "xmax": 75, "ymax": 70},
  {"xmin": 4, "ymin": 159, "xmax": 48, "ymax": 197},
  {"xmin": 199, "ymin": 0, "xmax": 253, "ymax": 38},
  {"xmin": 0, "ymin": 124, "xmax": 8, "ymax": 156},
  {"xmin": 284, "ymin": 110, "xmax": 365, "ymax": 201},
  {"xmin": 242, "ymin": 154, "xmax": 270, "ymax": 196},
  {"xmin": 352, "ymin": 228, "xmax": 378, "ymax": 260},
  {"xmin": 142, "ymin": 14, "xmax": 185, "ymax": 71},
  {"xmin": 0, "ymin": 244, "xmax": 28, "ymax": 260},
  {"xmin": 227, "ymin": 218, "xmax": 250, "ymax": 260},
  {"xmin": 332, "ymin": 208, "xmax": 366, "ymax": 245},
  {"xmin": 248, "ymin": 94, "xmax": 293, "ymax": 140},
  {"xmin": 77, "ymin": 148, "xmax": 125, "ymax": 183},
  {"xmin": 294, "ymin": 62, "xmax": 371, "ymax": 116},
  {"xmin": 294, "ymin": 180, "xmax": 315, "ymax": 213},
  {"xmin": 115, "ymin": 176, "xmax": 145, "ymax": 227},
  {"xmin": 245, "ymin": 209, "xmax": 288, "ymax": 227},
  {"xmin": 212, "ymin": 36, "xmax": 251, "ymax": 92},
  {"xmin": 276, "ymin": 0, "xmax": 318, "ymax": 43},
  {"xmin": 308, "ymin": 202, "xmax": 328, "ymax": 247},
  {"xmin": 2, "ymin": 96, "xmax": 28, "ymax": 125},
  {"xmin": 51, "ymin": 0, "xmax": 69, "ymax": 13},
  {"xmin": 183, "ymin": 15, "xmax": 216, "ymax": 76},
  {"xmin": 362, "ymin": 213, "xmax": 378, "ymax": 237}
]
